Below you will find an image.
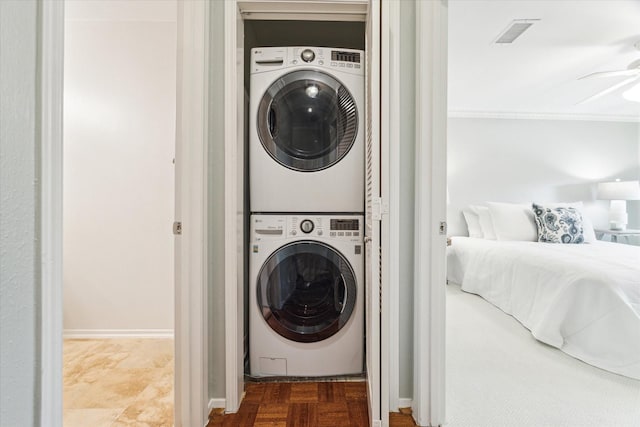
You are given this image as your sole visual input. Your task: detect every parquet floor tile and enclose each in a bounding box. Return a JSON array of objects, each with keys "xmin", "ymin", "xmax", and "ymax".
[{"xmin": 207, "ymin": 381, "xmax": 417, "ymax": 426}]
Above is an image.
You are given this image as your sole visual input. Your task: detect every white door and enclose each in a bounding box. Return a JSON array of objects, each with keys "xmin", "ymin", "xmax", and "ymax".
[
  {"xmin": 365, "ymin": 0, "xmax": 382, "ymax": 425},
  {"xmin": 174, "ymin": 1, "xmax": 209, "ymax": 425}
]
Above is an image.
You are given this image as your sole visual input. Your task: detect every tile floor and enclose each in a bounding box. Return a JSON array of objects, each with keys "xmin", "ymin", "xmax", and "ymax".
[{"xmin": 63, "ymin": 338, "xmax": 174, "ymax": 427}]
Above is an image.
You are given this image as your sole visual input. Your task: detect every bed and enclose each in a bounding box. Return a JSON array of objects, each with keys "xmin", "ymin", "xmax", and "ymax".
[{"xmin": 447, "ymin": 236, "xmax": 640, "ymax": 380}]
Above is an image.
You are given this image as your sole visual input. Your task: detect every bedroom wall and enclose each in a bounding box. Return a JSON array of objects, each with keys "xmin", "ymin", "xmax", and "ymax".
[
  {"xmin": 631, "ymin": 127, "xmax": 640, "ymax": 232},
  {"xmin": 447, "ymin": 117, "xmax": 640, "ymax": 243}
]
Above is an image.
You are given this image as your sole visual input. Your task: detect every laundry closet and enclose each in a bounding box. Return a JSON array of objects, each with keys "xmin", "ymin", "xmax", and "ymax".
[
  {"xmin": 244, "ymin": 19, "xmax": 366, "ymax": 376},
  {"xmin": 221, "ymin": 0, "xmax": 385, "ymax": 422}
]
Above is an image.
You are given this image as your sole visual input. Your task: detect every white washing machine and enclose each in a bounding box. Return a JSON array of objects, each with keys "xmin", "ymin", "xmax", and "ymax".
[
  {"xmin": 249, "ymin": 214, "xmax": 364, "ymax": 377},
  {"xmin": 250, "ymin": 46, "xmax": 365, "ymax": 213}
]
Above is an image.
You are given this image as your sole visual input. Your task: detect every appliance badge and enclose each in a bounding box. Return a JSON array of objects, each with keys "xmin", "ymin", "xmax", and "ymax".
[
  {"xmin": 253, "ymin": 245, "xmax": 259, "ymax": 253},
  {"xmin": 355, "ymin": 245, "xmax": 362, "ymax": 255}
]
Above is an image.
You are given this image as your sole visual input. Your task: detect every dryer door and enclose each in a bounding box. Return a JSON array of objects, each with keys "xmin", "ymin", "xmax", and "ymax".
[
  {"xmin": 257, "ymin": 241, "xmax": 357, "ymax": 343},
  {"xmin": 257, "ymin": 70, "xmax": 358, "ymax": 172}
]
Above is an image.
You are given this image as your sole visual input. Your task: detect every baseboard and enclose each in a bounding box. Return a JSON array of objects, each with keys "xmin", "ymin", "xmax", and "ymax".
[
  {"xmin": 63, "ymin": 329, "xmax": 174, "ymax": 339},
  {"xmin": 372, "ymin": 421, "xmax": 382, "ymax": 427},
  {"xmin": 398, "ymin": 398, "xmax": 413, "ymax": 409},
  {"xmin": 208, "ymin": 398, "xmax": 226, "ymax": 411}
]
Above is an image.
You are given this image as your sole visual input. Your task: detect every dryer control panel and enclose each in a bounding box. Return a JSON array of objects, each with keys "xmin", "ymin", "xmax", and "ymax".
[
  {"xmin": 251, "ymin": 215, "xmax": 363, "ymax": 242},
  {"xmin": 251, "ymin": 46, "xmax": 364, "ymax": 76}
]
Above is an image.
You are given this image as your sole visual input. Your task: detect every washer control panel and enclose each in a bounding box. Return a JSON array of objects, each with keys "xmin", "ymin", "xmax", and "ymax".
[
  {"xmin": 251, "ymin": 215, "xmax": 363, "ymax": 242},
  {"xmin": 251, "ymin": 46, "xmax": 364, "ymax": 76},
  {"xmin": 288, "ymin": 216, "xmax": 361, "ymax": 240}
]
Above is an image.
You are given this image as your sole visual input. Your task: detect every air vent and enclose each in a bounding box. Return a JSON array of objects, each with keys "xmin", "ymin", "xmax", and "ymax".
[{"xmin": 494, "ymin": 19, "xmax": 539, "ymax": 44}]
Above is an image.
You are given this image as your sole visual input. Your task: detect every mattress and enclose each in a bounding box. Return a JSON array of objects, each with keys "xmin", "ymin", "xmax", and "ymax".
[{"xmin": 447, "ymin": 237, "xmax": 640, "ymax": 380}]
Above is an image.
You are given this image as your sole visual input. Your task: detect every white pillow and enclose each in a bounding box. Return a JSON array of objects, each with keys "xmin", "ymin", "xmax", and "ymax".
[
  {"xmin": 470, "ymin": 205, "xmax": 496, "ymax": 240},
  {"xmin": 533, "ymin": 201, "xmax": 596, "ymax": 243},
  {"xmin": 462, "ymin": 209, "xmax": 483, "ymax": 238},
  {"xmin": 487, "ymin": 202, "xmax": 538, "ymax": 242}
]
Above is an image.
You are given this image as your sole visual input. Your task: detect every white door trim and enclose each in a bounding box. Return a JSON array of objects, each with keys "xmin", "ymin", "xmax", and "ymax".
[
  {"xmin": 223, "ymin": 0, "xmax": 245, "ymax": 414},
  {"xmin": 175, "ymin": 1, "xmax": 210, "ymax": 426},
  {"xmin": 39, "ymin": 1, "xmax": 65, "ymax": 425},
  {"xmin": 41, "ymin": 2, "xmax": 208, "ymax": 427},
  {"xmin": 413, "ymin": 0, "xmax": 448, "ymax": 426},
  {"xmin": 381, "ymin": 0, "xmax": 401, "ymax": 414},
  {"xmin": 365, "ymin": 0, "xmax": 382, "ymax": 424}
]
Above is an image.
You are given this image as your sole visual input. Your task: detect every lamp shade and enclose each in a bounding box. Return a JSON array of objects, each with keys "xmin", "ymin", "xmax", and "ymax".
[{"xmin": 597, "ymin": 180, "xmax": 640, "ymax": 200}]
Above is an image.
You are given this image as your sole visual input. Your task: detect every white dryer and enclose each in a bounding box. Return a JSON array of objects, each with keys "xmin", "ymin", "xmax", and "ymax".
[
  {"xmin": 250, "ymin": 46, "xmax": 364, "ymax": 213},
  {"xmin": 249, "ymin": 214, "xmax": 364, "ymax": 377}
]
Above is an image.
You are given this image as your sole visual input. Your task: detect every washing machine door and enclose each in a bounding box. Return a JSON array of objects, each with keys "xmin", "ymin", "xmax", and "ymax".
[
  {"xmin": 257, "ymin": 70, "xmax": 358, "ymax": 172},
  {"xmin": 257, "ymin": 241, "xmax": 357, "ymax": 343}
]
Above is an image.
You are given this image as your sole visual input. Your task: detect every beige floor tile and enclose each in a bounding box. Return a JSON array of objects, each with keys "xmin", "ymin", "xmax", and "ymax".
[
  {"xmin": 68, "ymin": 368, "xmax": 159, "ymax": 409},
  {"xmin": 111, "ymin": 422, "xmax": 168, "ymax": 427},
  {"xmin": 64, "ymin": 345, "xmax": 130, "ymax": 387},
  {"xmin": 114, "ymin": 399, "xmax": 174, "ymax": 426},
  {"xmin": 116, "ymin": 339, "xmax": 173, "ymax": 369},
  {"xmin": 115, "ymin": 370, "xmax": 174, "ymax": 424},
  {"xmin": 63, "ymin": 408, "xmax": 123, "ymax": 427},
  {"xmin": 63, "ymin": 383, "xmax": 93, "ymax": 410},
  {"xmin": 63, "ymin": 338, "xmax": 174, "ymax": 426}
]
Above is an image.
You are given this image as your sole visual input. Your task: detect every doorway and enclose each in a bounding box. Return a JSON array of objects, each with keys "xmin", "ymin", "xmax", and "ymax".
[{"xmin": 62, "ymin": 1, "xmax": 177, "ymax": 425}]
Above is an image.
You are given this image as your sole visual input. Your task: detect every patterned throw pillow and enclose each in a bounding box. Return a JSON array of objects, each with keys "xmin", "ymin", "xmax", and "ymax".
[{"xmin": 532, "ymin": 204, "xmax": 585, "ymax": 244}]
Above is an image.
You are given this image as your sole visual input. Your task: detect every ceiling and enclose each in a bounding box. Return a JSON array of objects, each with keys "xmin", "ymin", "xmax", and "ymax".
[{"xmin": 448, "ymin": 0, "xmax": 640, "ymax": 121}]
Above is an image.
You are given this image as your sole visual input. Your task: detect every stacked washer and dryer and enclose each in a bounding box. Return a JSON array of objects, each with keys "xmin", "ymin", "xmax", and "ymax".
[{"xmin": 249, "ymin": 46, "xmax": 366, "ymax": 377}]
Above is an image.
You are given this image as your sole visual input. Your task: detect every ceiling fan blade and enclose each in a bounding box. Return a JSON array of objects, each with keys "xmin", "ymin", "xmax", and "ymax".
[
  {"xmin": 579, "ymin": 68, "xmax": 640, "ymax": 79},
  {"xmin": 577, "ymin": 76, "xmax": 640, "ymax": 105}
]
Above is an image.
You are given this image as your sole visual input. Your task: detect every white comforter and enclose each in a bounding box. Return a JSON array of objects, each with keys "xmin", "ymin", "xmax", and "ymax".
[{"xmin": 447, "ymin": 237, "xmax": 640, "ymax": 380}]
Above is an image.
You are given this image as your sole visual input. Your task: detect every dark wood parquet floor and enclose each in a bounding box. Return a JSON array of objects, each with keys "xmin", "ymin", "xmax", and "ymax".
[{"xmin": 207, "ymin": 382, "xmax": 417, "ymax": 427}]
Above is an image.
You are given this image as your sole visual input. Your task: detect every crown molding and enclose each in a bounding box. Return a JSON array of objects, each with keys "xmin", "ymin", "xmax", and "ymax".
[{"xmin": 448, "ymin": 110, "xmax": 640, "ymax": 123}]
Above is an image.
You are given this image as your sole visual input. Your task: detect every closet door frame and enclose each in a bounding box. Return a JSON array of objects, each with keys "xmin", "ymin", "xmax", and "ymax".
[{"xmin": 413, "ymin": 1, "xmax": 448, "ymax": 426}]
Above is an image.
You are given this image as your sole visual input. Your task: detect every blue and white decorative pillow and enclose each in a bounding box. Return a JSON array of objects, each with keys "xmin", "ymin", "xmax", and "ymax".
[{"xmin": 532, "ymin": 204, "xmax": 584, "ymax": 244}]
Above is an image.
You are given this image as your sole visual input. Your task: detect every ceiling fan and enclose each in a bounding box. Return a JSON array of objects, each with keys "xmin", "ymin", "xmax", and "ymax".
[{"xmin": 578, "ymin": 42, "xmax": 640, "ymax": 104}]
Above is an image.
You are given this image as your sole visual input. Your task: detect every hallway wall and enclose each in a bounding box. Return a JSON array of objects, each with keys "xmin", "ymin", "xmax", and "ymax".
[{"xmin": 0, "ymin": 1, "xmax": 40, "ymax": 424}]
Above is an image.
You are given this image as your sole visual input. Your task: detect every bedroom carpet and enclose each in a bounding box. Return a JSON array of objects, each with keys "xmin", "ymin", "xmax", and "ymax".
[{"xmin": 446, "ymin": 283, "xmax": 640, "ymax": 427}]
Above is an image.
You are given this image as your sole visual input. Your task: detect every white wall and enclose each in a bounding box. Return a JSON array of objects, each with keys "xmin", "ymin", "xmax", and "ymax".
[
  {"xmin": 0, "ymin": 1, "xmax": 40, "ymax": 424},
  {"xmin": 63, "ymin": 1, "xmax": 176, "ymax": 334},
  {"xmin": 447, "ymin": 117, "xmax": 640, "ymax": 238}
]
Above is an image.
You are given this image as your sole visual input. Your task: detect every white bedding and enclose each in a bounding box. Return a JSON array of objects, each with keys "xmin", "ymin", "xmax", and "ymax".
[{"xmin": 447, "ymin": 237, "xmax": 640, "ymax": 380}]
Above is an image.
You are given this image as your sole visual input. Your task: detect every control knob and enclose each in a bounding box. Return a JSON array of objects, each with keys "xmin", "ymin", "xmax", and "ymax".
[
  {"xmin": 300, "ymin": 219, "xmax": 315, "ymax": 234},
  {"xmin": 301, "ymin": 49, "xmax": 315, "ymax": 63}
]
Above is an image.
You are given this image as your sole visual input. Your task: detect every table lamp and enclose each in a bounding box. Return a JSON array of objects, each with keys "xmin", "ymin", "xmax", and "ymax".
[{"xmin": 597, "ymin": 179, "xmax": 640, "ymax": 230}]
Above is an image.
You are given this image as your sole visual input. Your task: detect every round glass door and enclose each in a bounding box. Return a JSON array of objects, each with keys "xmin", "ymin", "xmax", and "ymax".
[
  {"xmin": 256, "ymin": 241, "xmax": 357, "ymax": 343},
  {"xmin": 257, "ymin": 70, "xmax": 358, "ymax": 172}
]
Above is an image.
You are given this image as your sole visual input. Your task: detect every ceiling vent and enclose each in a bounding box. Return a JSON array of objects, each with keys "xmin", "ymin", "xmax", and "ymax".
[{"xmin": 494, "ymin": 19, "xmax": 539, "ymax": 44}]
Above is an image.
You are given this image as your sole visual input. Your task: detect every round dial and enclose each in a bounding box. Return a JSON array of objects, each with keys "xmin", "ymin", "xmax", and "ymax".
[
  {"xmin": 300, "ymin": 219, "xmax": 315, "ymax": 234},
  {"xmin": 301, "ymin": 49, "xmax": 315, "ymax": 63}
]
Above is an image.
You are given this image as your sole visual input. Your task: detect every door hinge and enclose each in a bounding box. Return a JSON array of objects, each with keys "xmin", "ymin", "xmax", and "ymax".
[
  {"xmin": 372, "ymin": 197, "xmax": 388, "ymax": 221},
  {"xmin": 439, "ymin": 221, "xmax": 447, "ymax": 235},
  {"xmin": 173, "ymin": 221, "xmax": 182, "ymax": 235}
]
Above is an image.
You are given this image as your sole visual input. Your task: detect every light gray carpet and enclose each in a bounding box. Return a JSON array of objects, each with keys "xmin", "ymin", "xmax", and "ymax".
[{"xmin": 446, "ymin": 283, "xmax": 640, "ymax": 427}]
